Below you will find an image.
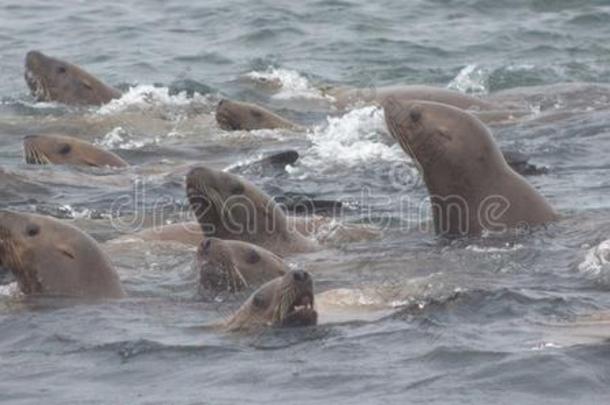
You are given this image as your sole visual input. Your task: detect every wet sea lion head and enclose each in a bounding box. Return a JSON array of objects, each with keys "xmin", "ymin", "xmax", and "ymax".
[
  {"xmin": 0, "ymin": 211, "xmax": 125, "ymax": 298},
  {"xmin": 383, "ymin": 99, "xmax": 557, "ymax": 236},
  {"xmin": 197, "ymin": 237, "xmax": 287, "ymax": 292},
  {"xmin": 23, "ymin": 134, "xmax": 128, "ymax": 168},
  {"xmin": 24, "ymin": 50, "xmax": 120, "ymax": 106},
  {"xmin": 383, "ymin": 99, "xmax": 506, "ymax": 184},
  {"xmin": 186, "ymin": 165, "xmax": 289, "ymax": 246},
  {"xmin": 225, "ymin": 270, "xmax": 317, "ymax": 331},
  {"xmin": 215, "ymin": 99, "xmax": 297, "ymax": 131}
]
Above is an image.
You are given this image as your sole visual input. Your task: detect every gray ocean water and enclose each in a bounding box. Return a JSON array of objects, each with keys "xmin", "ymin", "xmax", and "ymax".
[{"xmin": 2, "ymin": 0, "xmax": 610, "ymax": 404}]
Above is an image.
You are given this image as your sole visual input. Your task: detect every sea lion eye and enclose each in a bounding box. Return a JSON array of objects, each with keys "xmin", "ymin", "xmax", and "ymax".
[
  {"xmin": 58, "ymin": 144, "xmax": 71, "ymax": 155},
  {"xmin": 245, "ymin": 249, "xmax": 261, "ymax": 264},
  {"xmin": 231, "ymin": 181, "xmax": 245, "ymax": 194},
  {"xmin": 25, "ymin": 224, "xmax": 40, "ymax": 237},
  {"xmin": 57, "ymin": 66, "xmax": 67, "ymax": 74},
  {"xmin": 250, "ymin": 110, "xmax": 263, "ymax": 118}
]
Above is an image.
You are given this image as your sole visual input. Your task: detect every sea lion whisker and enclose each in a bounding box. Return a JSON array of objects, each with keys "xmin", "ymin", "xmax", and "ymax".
[{"xmin": 231, "ymin": 263, "xmax": 249, "ymax": 290}]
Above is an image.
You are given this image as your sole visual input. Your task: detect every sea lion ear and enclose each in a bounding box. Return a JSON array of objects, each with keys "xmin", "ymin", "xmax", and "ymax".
[{"xmin": 57, "ymin": 244, "xmax": 76, "ymax": 260}]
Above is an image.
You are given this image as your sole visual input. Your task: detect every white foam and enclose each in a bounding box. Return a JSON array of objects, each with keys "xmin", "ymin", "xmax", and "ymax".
[
  {"xmin": 0, "ymin": 282, "xmax": 21, "ymax": 298},
  {"xmin": 466, "ymin": 243, "xmax": 525, "ymax": 253},
  {"xmin": 300, "ymin": 106, "xmax": 405, "ymax": 171},
  {"xmin": 244, "ymin": 67, "xmax": 329, "ymax": 100},
  {"xmin": 447, "ymin": 64, "xmax": 489, "ymax": 95},
  {"xmin": 578, "ymin": 239, "xmax": 610, "ymax": 276},
  {"xmin": 96, "ymin": 126, "xmax": 152, "ymax": 150},
  {"xmin": 96, "ymin": 84, "xmax": 210, "ymax": 115}
]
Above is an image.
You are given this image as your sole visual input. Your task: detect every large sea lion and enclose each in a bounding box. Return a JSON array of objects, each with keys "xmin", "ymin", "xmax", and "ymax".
[
  {"xmin": 0, "ymin": 211, "xmax": 125, "ymax": 298},
  {"xmin": 383, "ymin": 99, "xmax": 557, "ymax": 236},
  {"xmin": 197, "ymin": 237, "xmax": 288, "ymax": 292},
  {"xmin": 23, "ymin": 134, "xmax": 128, "ymax": 168},
  {"xmin": 24, "ymin": 50, "xmax": 121, "ymax": 106},
  {"xmin": 186, "ymin": 165, "xmax": 318, "ymax": 255},
  {"xmin": 224, "ymin": 270, "xmax": 317, "ymax": 331},
  {"xmin": 327, "ymin": 85, "xmax": 496, "ymax": 111},
  {"xmin": 216, "ymin": 99, "xmax": 302, "ymax": 131}
]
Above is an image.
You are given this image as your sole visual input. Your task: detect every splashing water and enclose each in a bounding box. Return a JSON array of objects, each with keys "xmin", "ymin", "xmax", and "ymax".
[
  {"xmin": 244, "ymin": 67, "xmax": 329, "ymax": 100},
  {"xmin": 447, "ymin": 64, "xmax": 489, "ymax": 95}
]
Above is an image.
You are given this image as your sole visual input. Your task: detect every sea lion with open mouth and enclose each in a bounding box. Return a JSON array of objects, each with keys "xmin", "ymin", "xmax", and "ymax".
[
  {"xmin": 23, "ymin": 134, "xmax": 128, "ymax": 168},
  {"xmin": 197, "ymin": 237, "xmax": 288, "ymax": 293},
  {"xmin": 24, "ymin": 50, "xmax": 121, "ymax": 106},
  {"xmin": 186, "ymin": 165, "xmax": 318, "ymax": 255},
  {"xmin": 383, "ymin": 99, "xmax": 557, "ymax": 236},
  {"xmin": 224, "ymin": 270, "xmax": 317, "ymax": 331},
  {"xmin": 0, "ymin": 211, "xmax": 125, "ymax": 298}
]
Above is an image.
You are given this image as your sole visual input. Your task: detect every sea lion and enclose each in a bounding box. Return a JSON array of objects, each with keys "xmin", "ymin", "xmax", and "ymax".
[
  {"xmin": 23, "ymin": 134, "xmax": 128, "ymax": 168},
  {"xmin": 197, "ymin": 237, "xmax": 288, "ymax": 292},
  {"xmin": 126, "ymin": 222, "xmax": 204, "ymax": 246},
  {"xmin": 0, "ymin": 211, "xmax": 125, "ymax": 298},
  {"xmin": 327, "ymin": 85, "xmax": 496, "ymax": 111},
  {"xmin": 383, "ymin": 99, "xmax": 557, "ymax": 236},
  {"xmin": 24, "ymin": 50, "xmax": 121, "ymax": 106},
  {"xmin": 186, "ymin": 165, "xmax": 318, "ymax": 255},
  {"xmin": 216, "ymin": 99, "xmax": 302, "ymax": 131},
  {"xmin": 224, "ymin": 270, "xmax": 317, "ymax": 331}
]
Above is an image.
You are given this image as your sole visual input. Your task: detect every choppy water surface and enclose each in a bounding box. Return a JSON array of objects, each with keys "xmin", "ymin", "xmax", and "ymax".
[{"xmin": 2, "ymin": 1, "xmax": 610, "ymax": 404}]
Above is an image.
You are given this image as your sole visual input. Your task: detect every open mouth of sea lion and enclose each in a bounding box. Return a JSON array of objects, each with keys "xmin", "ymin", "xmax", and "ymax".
[
  {"xmin": 277, "ymin": 288, "xmax": 317, "ymax": 327},
  {"xmin": 24, "ymin": 69, "xmax": 49, "ymax": 101}
]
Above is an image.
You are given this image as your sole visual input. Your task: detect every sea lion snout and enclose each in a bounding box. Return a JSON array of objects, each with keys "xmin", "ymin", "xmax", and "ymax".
[
  {"xmin": 292, "ymin": 270, "xmax": 309, "ymax": 282},
  {"xmin": 201, "ymin": 238, "xmax": 213, "ymax": 254},
  {"xmin": 25, "ymin": 50, "xmax": 46, "ymax": 69}
]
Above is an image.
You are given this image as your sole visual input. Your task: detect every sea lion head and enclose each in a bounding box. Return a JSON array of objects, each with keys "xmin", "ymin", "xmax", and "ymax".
[
  {"xmin": 0, "ymin": 211, "xmax": 125, "ymax": 298},
  {"xmin": 215, "ymin": 99, "xmax": 296, "ymax": 131},
  {"xmin": 197, "ymin": 237, "xmax": 287, "ymax": 292},
  {"xmin": 23, "ymin": 134, "xmax": 128, "ymax": 168},
  {"xmin": 24, "ymin": 50, "xmax": 120, "ymax": 106},
  {"xmin": 383, "ymin": 99, "xmax": 556, "ymax": 236},
  {"xmin": 186, "ymin": 165, "xmax": 289, "ymax": 247},
  {"xmin": 225, "ymin": 270, "xmax": 317, "ymax": 331},
  {"xmin": 383, "ymin": 99, "xmax": 506, "ymax": 187}
]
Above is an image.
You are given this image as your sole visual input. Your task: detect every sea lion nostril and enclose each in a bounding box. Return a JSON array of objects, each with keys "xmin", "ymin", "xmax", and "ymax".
[
  {"xmin": 293, "ymin": 270, "xmax": 308, "ymax": 282},
  {"xmin": 202, "ymin": 239, "xmax": 212, "ymax": 253}
]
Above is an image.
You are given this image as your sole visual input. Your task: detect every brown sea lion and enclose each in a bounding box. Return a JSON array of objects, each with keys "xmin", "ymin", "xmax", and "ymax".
[
  {"xmin": 197, "ymin": 237, "xmax": 288, "ymax": 292},
  {"xmin": 328, "ymin": 85, "xmax": 496, "ymax": 111},
  {"xmin": 216, "ymin": 99, "xmax": 302, "ymax": 131},
  {"xmin": 126, "ymin": 222, "xmax": 204, "ymax": 246},
  {"xmin": 0, "ymin": 211, "xmax": 125, "ymax": 298},
  {"xmin": 186, "ymin": 165, "xmax": 318, "ymax": 255},
  {"xmin": 23, "ymin": 134, "xmax": 128, "ymax": 168},
  {"xmin": 383, "ymin": 99, "xmax": 557, "ymax": 236},
  {"xmin": 24, "ymin": 50, "xmax": 121, "ymax": 106},
  {"xmin": 224, "ymin": 270, "xmax": 317, "ymax": 331}
]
